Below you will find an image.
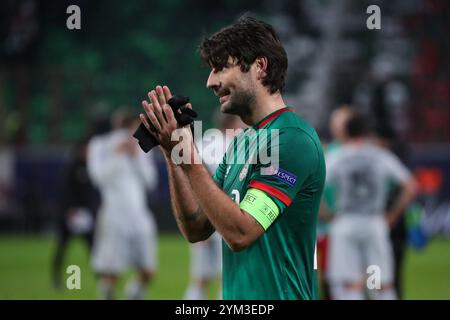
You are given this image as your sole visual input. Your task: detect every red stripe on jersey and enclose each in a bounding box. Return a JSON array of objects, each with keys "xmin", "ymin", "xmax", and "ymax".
[
  {"xmin": 258, "ymin": 107, "xmax": 293, "ymax": 128},
  {"xmin": 249, "ymin": 180, "xmax": 292, "ymax": 206}
]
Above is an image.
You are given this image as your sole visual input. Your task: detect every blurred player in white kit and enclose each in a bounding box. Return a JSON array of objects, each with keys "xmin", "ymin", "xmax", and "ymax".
[
  {"xmin": 184, "ymin": 113, "xmax": 245, "ymax": 300},
  {"xmin": 317, "ymin": 105, "xmax": 354, "ymax": 299},
  {"xmin": 324, "ymin": 113, "xmax": 418, "ymax": 300},
  {"xmin": 87, "ymin": 110, "xmax": 159, "ymax": 300}
]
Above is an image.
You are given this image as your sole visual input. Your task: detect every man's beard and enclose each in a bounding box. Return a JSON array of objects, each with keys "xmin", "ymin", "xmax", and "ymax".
[{"xmin": 222, "ymin": 89, "xmax": 255, "ymax": 118}]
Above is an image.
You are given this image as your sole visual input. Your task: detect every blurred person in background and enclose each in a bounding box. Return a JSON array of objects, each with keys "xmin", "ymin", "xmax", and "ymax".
[
  {"xmin": 1, "ymin": 0, "xmax": 40, "ymax": 146},
  {"xmin": 184, "ymin": 113, "xmax": 246, "ymax": 300},
  {"xmin": 373, "ymin": 126, "xmax": 411, "ymax": 299},
  {"xmin": 87, "ymin": 110, "xmax": 159, "ymax": 300},
  {"xmin": 52, "ymin": 139, "xmax": 98, "ymax": 289},
  {"xmin": 324, "ymin": 113, "xmax": 419, "ymax": 300},
  {"xmin": 317, "ymin": 105, "xmax": 354, "ymax": 299}
]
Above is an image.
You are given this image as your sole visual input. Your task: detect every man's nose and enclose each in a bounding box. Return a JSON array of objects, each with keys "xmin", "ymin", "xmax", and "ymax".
[{"xmin": 206, "ymin": 70, "xmax": 220, "ymax": 91}]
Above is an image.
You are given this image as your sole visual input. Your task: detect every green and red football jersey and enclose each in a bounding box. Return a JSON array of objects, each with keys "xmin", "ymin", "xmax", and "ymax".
[{"xmin": 213, "ymin": 107, "xmax": 326, "ymax": 300}]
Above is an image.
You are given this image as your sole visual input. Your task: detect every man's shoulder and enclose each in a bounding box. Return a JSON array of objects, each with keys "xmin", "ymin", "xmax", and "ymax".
[
  {"xmin": 329, "ymin": 143, "xmax": 389, "ymax": 164},
  {"xmin": 365, "ymin": 143, "xmax": 404, "ymax": 168},
  {"xmin": 88, "ymin": 134, "xmax": 109, "ymax": 152},
  {"xmin": 273, "ymin": 110, "xmax": 321, "ymax": 144},
  {"xmin": 326, "ymin": 146, "xmax": 346, "ymax": 165},
  {"xmin": 358, "ymin": 142, "xmax": 392, "ymax": 161},
  {"xmin": 270, "ymin": 112, "xmax": 325, "ymax": 174}
]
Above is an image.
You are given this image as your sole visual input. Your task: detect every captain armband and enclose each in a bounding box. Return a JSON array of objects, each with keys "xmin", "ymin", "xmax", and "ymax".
[{"xmin": 239, "ymin": 188, "xmax": 280, "ymax": 230}]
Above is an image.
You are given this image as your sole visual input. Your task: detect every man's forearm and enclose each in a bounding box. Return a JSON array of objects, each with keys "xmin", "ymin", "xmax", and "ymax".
[
  {"xmin": 163, "ymin": 151, "xmax": 214, "ymax": 242},
  {"xmin": 388, "ymin": 179, "xmax": 419, "ymax": 221},
  {"xmin": 181, "ymin": 162, "xmax": 262, "ymax": 251}
]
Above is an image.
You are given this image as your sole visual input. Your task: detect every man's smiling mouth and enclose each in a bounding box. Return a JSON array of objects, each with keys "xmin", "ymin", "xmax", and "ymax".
[
  {"xmin": 219, "ymin": 94, "xmax": 230, "ymax": 104},
  {"xmin": 217, "ymin": 88, "xmax": 231, "ymax": 104}
]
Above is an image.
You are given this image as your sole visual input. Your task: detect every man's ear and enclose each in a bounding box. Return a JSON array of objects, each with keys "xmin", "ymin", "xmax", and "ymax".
[{"xmin": 255, "ymin": 56, "xmax": 268, "ymax": 80}]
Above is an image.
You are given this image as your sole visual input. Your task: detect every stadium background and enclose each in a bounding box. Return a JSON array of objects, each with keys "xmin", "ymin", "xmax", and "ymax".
[{"xmin": 0, "ymin": 0, "xmax": 449, "ymax": 299}]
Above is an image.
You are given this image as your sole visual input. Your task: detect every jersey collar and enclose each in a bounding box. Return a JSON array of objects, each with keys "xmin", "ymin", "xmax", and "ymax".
[{"xmin": 254, "ymin": 106, "xmax": 294, "ymax": 129}]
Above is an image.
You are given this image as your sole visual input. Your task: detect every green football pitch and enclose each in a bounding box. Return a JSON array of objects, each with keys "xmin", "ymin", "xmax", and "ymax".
[{"xmin": 0, "ymin": 234, "xmax": 449, "ymax": 299}]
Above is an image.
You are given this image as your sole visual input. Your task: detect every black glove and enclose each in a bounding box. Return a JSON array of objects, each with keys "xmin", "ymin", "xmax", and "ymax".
[{"xmin": 133, "ymin": 95, "xmax": 197, "ymax": 153}]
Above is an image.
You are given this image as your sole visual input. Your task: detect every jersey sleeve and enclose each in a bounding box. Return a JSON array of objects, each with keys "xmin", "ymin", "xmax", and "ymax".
[
  {"xmin": 246, "ymin": 128, "xmax": 320, "ymax": 214},
  {"xmin": 86, "ymin": 136, "xmax": 117, "ymax": 186},
  {"xmin": 381, "ymin": 150, "xmax": 412, "ymax": 184},
  {"xmin": 135, "ymin": 151, "xmax": 159, "ymax": 192}
]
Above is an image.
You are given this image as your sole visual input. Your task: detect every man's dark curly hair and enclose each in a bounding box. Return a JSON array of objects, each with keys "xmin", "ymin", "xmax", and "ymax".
[
  {"xmin": 346, "ymin": 113, "xmax": 371, "ymax": 138},
  {"xmin": 199, "ymin": 16, "xmax": 288, "ymax": 94}
]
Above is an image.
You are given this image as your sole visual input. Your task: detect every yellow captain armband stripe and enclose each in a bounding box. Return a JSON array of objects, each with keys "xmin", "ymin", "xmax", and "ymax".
[{"xmin": 239, "ymin": 188, "xmax": 280, "ymax": 230}]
